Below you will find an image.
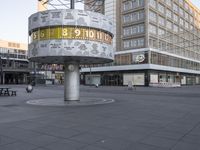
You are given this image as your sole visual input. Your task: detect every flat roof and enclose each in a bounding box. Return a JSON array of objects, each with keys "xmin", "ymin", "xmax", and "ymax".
[{"xmin": 0, "ymin": 39, "xmax": 27, "ymax": 51}]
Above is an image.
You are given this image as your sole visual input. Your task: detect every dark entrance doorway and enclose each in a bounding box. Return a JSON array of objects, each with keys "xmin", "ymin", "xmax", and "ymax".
[
  {"xmin": 4, "ymin": 72, "xmax": 27, "ymax": 84},
  {"xmin": 102, "ymin": 73, "xmax": 123, "ymax": 86}
]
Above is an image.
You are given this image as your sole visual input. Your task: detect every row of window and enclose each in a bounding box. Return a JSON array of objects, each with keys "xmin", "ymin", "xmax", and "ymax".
[
  {"xmin": 123, "ymin": 0, "xmax": 144, "ymax": 11},
  {"xmin": 149, "ymin": 37, "xmax": 200, "ymax": 60},
  {"xmin": 123, "ymin": 38, "xmax": 145, "ymax": 49},
  {"xmin": 149, "ymin": 10, "xmax": 195, "ymax": 31},
  {"xmin": 149, "ymin": 0, "xmax": 200, "ymax": 19},
  {"xmin": 1, "ymin": 59, "xmax": 28, "ymax": 69},
  {"xmin": 151, "ymin": 51, "xmax": 200, "ymax": 71},
  {"xmin": 150, "ymin": 29, "xmax": 200, "ymax": 46},
  {"xmin": 123, "ymin": 10, "xmax": 145, "ymax": 24},
  {"xmin": 0, "ymin": 47, "xmax": 27, "ymax": 55},
  {"xmin": 115, "ymin": 53, "xmax": 132, "ymax": 65},
  {"xmin": 123, "ymin": 24, "xmax": 145, "ymax": 36},
  {"xmin": 149, "ymin": 23, "xmax": 177, "ymax": 35},
  {"xmin": 113, "ymin": 51, "xmax": 200, "ymax": 71},
  {"xmin": 149, "ymin": 0, "xmax": 200, "ymax": 29},
  {"xmin": 0, "ymin": 53, "xmax": 27, "ymax": 60},
  {"xmin": 149, "ymin": 23, "xmax": 188, "ymax": 35}
]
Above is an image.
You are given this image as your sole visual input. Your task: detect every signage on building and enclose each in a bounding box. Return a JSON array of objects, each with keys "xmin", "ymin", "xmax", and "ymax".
[
  {"xmin": 132, "ymin": 52, "xmax": 147, "ymax": 64},
  {"xmin": 135, "ymin": 54, "xmax": 145, "ymax": 63}
]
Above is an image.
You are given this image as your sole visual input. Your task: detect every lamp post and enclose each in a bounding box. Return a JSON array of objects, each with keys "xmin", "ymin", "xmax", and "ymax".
[
  {"xmin": 0, "ymin": 56, "xmax": 3, "ymax": 84},
  {"xmin": 70, "ymin": 0, "xmax": 75, "ymax": 9},
  {"xmin": 32, "ymin": 61, "xmax": 36, "ymax": 86}
]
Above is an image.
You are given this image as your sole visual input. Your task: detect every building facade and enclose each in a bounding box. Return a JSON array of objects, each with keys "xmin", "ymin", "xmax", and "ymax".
[
  {"xmin": 81, "ymin": 0, "xmax": 200, "ymax": 86},
  {"xmin": 0, "ymin": 40, "xmax": 29, "ymax": 84}
]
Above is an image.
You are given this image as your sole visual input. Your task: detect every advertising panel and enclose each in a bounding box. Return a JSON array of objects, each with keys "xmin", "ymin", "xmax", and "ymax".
[{"xmin": 132, "ymin": 51, "xmax": 148, "ymax": 64}]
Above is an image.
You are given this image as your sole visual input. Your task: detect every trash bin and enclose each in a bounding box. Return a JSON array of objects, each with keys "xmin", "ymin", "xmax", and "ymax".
[{"xmin": 31, "ymin": 81, "xmax": 35, "ymax": 86}]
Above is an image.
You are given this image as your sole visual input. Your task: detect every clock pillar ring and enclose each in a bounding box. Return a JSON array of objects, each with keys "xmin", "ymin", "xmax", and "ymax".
[
  {"xmin": 64, "ymin": 63, "xmax": 79, "ymax": 101},
  {"xmin": 28, "ymin": 9, "xmax": 114, "ymax": 101}
]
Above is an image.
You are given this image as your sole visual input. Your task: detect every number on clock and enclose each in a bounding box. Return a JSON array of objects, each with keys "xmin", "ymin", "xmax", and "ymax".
[{"xmin": 75, "ymin": 29, "xmax": 81, "ymax": 37}]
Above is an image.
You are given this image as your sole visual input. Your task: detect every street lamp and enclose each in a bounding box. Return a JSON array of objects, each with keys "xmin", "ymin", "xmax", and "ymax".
[
  {"xmin": 0, "ymin": 55, "xmax": 3, "ymax": 84},
  {"xmin": 32, "ymin": 61, "xmax": 36, "ymax": 86}
]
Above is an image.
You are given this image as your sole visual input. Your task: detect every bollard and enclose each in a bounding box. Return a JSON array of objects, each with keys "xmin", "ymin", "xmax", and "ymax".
[{"xmin": 26, "ymin": 85, "xmax": 33, "ymax": 93}]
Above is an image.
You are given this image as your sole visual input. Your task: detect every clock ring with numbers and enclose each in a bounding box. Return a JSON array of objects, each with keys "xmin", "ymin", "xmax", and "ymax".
[{"xmin": 28, "ymin": 9, "xmax": 114, "ymax": 65}]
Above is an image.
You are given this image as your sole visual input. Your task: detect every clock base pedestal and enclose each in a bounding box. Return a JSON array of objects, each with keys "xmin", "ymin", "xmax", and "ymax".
[{"xmin": 64, "ymin": 63, "xmax": 80, "ymax": 101}]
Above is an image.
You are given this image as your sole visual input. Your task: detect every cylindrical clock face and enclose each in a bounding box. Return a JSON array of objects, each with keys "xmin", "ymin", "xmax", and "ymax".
[{"xmin": 28, "ymin": 9, "xmax": 114, "ymax": 64}]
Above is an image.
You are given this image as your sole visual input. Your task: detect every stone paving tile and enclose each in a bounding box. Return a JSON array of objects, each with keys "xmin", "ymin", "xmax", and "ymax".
[
  {"xmin": 174, "ymin": 119, "xmax": 200, "ymax": 127},
  {"xmin": 190, "ymin": 125, "xmax": 200, "ymax": 135},
  {"xmin": 0, "ymin": 135, "xmax": 17, "ymax": 146},
  {"xmin": 0, "ymin": 141, "xmax": 38, "ymax": 150},
  {"xmin": 171, "ymin": 141, "xmax": 200, "ymax": 150},
  {"xmin": 150, "ymin": 130, "xmax": 185, "ymax": 140},
  {"xmin": 92, "ymin": 137, "xmax": 133, "ymax": 150},
  {"xmin": 0, "ymin": 123, "xmax": 15, "ymax": 128},
  {"xmin": 123, "ymin": 126, "xmax": 157, "ymax": 135},
  {"xmin": 163, "ymin": 123, "xmax": 195, "ymax": 134},
  {"xmin": 99, "ymin": 120, "xmax": 138, "ymax": 131},
  {"xmin": 82, "ymin": 125, "xmax": 153, "ymax": 142},
  {"xmin": 43, "ymin": 139, "xmax": 87, "ymax": 150},
  {"xmin": 33, "ymin": 148, "xmax": 50, "ymax": 150},
  {"xmin": 170, "ymin": 121, "xmax": 198, "ymax": 129},
  {"xmin": 69, "ymin": 132, "xmax": 105, "ymax": 144},
  {"xmin": 0, "ymin": 127, "xmax": 42, "ymax": 141},
  {"xmin": 68, "ymin": 124, "xmax": 101, "ymax": 133},
  {"xmin": 123, "ymin": 132, "xmax": 149, "ymax": 142},
  {"xmin": 10, "ymin": 120, "xmax": 47, "ymax": 130},
  {"xmin": 27, "ymin": 119, "xmax": 58, "ymax": 125},
  {"xmin": 47, "ymin": 120, "xmax": 77, "ymax": 129},
  {"xmin": 0, "ymin": 126, "xmax": 13, "ymax": 134},
  {"xmin": 85, "ymin": 126, "xmax": 123, "ymax": 138},
  {"xmin": 181, "ymin": 134, "xmax": 200, "ymax": 145},
  {"xmin": 126, "ymin": 142, "xmax": 169, "ymax": 150},
  {"xmin": 79, "ymin": 145, "xmax": 109, "ymax": 150},
  {"xmin": 20, "ymin": 134, "xmax": 61, "ymax": 147},
  {"xmin": 32, "ymin": 126, "xmax": 81, "ymax": 139},
  {"xmin": 136, "ymin": 121, "xmax": 166, "ymax": 129},
  {"xmin": 140, "ymin": 136, "xmax": 177, "ymax": 149}
]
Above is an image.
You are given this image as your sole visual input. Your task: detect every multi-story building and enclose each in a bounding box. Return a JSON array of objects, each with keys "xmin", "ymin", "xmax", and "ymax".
[
  {"xmin": 84, "ymin": 0, "xmax": 105, "ymax": 14},
  {"xmin": 0, "ymin": 39, "xmax": 29, "ymax": 84},
  {"xmin": 81, "ymin": 0, "xmax": 200, "ymax": 86}
]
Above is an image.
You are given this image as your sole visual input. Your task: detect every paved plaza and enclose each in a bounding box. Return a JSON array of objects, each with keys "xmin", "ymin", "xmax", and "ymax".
[{"xmin": 0, "ymin": 85, "xmax": 200, "ymax": 150}]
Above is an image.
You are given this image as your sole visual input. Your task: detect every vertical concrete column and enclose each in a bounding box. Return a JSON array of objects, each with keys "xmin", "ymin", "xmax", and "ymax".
[
  {"xmin": 3, "ymin": 72, "xmax": 5, "ymax": 84},
  {"xmin": 23, "ymin": 74, "xmax": 26, "ymax": 84},
  {"xmin": 64, "ymin": 63, "xmax": 80, "ymax": 101}
]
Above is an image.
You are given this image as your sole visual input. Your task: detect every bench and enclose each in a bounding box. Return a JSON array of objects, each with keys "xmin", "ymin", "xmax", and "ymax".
[
  {"xmin": 0, "ymin": 88, "xmax": 10, "ymax": 96},
  {"xmin": 3, "ymin": 90, "xmax": 10, "ymax": 96},
  {"xmin": 0, "ymin": 89, "xmax": 3, "ymax": 96},
  {"xmin": 0, "ymin": 88, "xmax": 17, "ymax": 96},
  {"xmin": 10, "ymin": 91, "xmax": 17, "ymax": 96}
]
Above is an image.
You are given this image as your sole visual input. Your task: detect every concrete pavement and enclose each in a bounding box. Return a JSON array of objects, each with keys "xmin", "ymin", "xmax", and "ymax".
[{"xmin": 0, "ymin": 85, "xmax": 200, "ymax": 150}]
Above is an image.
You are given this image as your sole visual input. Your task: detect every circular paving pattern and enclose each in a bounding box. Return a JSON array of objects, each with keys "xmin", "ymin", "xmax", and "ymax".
[{"xmin": 26, "ymin": 97, "xmax": 115, "ymax": 106}]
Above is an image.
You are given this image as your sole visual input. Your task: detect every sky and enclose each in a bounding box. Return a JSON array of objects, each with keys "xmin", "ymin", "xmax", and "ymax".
[{"xmin": 0, "ymin": 0, "xmax": 200, "ymax": 44}]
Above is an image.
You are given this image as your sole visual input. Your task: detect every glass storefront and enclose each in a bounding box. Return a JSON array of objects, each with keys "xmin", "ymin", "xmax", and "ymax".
[{"xmin": 82, "ymin": 50, "xmax": 200, "ymax": 86}]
